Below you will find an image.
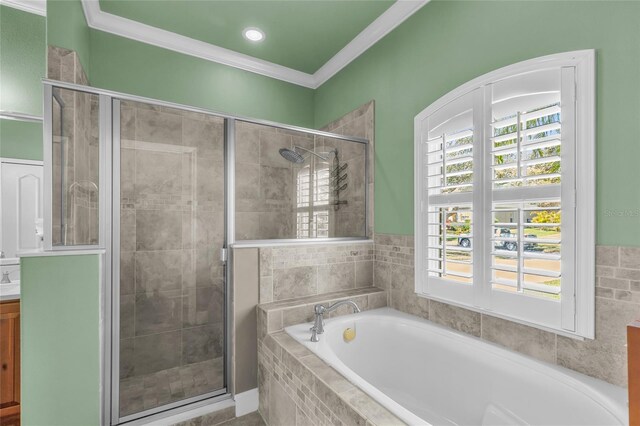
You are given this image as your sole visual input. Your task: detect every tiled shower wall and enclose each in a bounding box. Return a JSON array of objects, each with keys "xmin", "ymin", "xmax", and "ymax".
[
  {"xmin": 374, "ymin": 233, "xmax": 639, "ymax": 388},
  {"xmin": 235, "ymin": 120, "xmax": 368, "ymax": 240},
  {"xmin": 236, "ymin": 121, "xmax": 313, "ymax": 239},
  {"xmin": 118, "ymin": 101, "xmax": 226, "ymax": 415},
  {"xmin": 320, "ymin": 101, "xmax": 375, "ymax": 238},
  {"xmin": 48, "ymin": 46, "xmax": 99, "ymax": 245},
  {"xmin": 258, "ymin": 243, "xmax": 374, "ymax": 303}
]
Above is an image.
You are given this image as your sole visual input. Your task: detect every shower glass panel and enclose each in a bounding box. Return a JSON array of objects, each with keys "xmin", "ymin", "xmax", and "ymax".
[
  {"xmin": 234, "ymin": 121, "xmax": 367, "ymax": 240},
  {"xmin": 51, "ymin": 87, "xmax": 100, "ymax": 246},
  {"xmin": 117, "ymin": 101, "xmax": 226, "ymax": 418}
]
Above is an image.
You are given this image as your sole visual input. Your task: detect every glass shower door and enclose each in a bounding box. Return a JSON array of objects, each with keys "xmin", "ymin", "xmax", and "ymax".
[{"xmin": 115, "ymin": 100, "xmax": 227, "ymax": 420}]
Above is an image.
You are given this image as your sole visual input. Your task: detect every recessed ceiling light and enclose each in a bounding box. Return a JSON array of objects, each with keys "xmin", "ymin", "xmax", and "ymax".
[{"xmin": 243, "ymin": 27, "xmax": 265, "ymax": 42}]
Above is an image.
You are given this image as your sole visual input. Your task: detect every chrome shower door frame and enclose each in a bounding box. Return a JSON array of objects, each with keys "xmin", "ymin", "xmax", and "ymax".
[
  {"xmin": 109, "ymin": 99, "xmax": 230, "ymax": 425},
  {"xmin": 42, "ymin": 79, "xmax": 370, "ymax": 426}
]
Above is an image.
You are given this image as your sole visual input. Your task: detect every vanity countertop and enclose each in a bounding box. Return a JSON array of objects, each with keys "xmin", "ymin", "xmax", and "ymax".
[{"xmin": 0, "ymin": 282, "xmax": 20, "ymax": 301}]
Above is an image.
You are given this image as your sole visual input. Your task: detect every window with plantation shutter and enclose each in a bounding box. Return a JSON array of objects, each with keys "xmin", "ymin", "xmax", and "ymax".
[{"xmin": 415, "ymin": 51, "xmax": 595, "ymax": 338}]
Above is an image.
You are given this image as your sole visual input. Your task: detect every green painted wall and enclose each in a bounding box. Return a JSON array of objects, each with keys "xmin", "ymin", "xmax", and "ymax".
[
  {"xmin": 21, "ymin": 254, "xmax": 101, "ymax": 426},
  {"xmin": 89, "ymin": 30, "xmax": 315, "ymax": 127},
  {"xmin": 0, "ymin": 5, "xmax": 45, "ymax": 116},
  {"xmin": 47, "ymin": 0, "xmax": 92, "ymax": 80},
  {"xmin": 0, "ymin": 119, "xmax": 43, "ymax": 160},
  {"xmin": 314, "ymin": 0, "xmax": 640, "ymax": 247}
]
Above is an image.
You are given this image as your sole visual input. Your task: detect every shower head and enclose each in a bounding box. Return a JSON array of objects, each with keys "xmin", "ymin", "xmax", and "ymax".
[
  {"xmin": 279, "ymin": 148, "xmax": 305, "ymax": 164},
  {"xmin": 279, "ymin": 146, "xmax": 330, "ymax": 164}
]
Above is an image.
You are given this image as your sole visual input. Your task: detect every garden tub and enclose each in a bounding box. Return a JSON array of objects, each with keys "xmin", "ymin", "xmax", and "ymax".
[{"xmin": 285, "ymin": 308, "xmax": 628, "ymax": 425}]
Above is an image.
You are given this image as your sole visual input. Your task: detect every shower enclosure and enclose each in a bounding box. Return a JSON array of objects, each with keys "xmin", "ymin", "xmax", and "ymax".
[{"xmin": 43, "ymin": 80, "xmax": 368, "ymax": 424}]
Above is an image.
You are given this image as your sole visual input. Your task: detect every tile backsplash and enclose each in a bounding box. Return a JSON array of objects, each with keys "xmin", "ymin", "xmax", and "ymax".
[{"xmin": 374, "ymin": 233, "xmax": 639, "ymax": 388}]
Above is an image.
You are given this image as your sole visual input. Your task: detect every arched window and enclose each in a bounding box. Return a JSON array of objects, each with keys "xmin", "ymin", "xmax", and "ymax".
[{"xmin": 414, "ymin": 50, "xmax": 595, "ymax": 338}]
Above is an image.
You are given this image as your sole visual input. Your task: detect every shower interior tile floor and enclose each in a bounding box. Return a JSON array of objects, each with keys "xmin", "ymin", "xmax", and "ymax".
[{"xmin": 120, "ymin": 357, "xmax": 224, "ymax": 416}]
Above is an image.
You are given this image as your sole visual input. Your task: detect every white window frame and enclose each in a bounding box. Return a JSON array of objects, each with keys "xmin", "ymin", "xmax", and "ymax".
[{"xmin": 414, "ymin": 50, "xmax": 595, "ymax": 339}]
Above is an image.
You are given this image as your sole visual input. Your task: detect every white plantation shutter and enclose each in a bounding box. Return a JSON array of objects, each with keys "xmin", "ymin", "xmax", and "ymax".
[
  {"xmin": 415, "ymin": 51, "xmax": 595, "ymax": 338},
  {"xmin": 420, "ymin": 90, "xmax": 479, "ymax": 305}
]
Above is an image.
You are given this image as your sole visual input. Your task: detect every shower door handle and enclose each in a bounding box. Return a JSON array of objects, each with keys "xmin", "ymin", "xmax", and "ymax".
[{"xmin": 220, "ymin": 247, "xmax": 228, "ymax": 263}]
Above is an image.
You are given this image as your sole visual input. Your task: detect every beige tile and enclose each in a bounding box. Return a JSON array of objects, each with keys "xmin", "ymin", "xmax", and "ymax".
[
  {"xmin": 135, "ymin": 250, "xmax": 182, "ymax": 293},
  {"xmin": 481, "ymin": 315, "xmax": 556, "ymax": 363},
  {"xmin": 236, "ymin": 212, "xmax": 261, "ymax": 240},
  {"xmin": 135, "ymin": 108, "xmax": 182, "ymax": 145},
  {"xmin": 121, "ymin": 151, "xmax": 137, "ymax": 201},
  {"xmin": 355, "ymin": 261, "xmax": 374, "ymax": 288},
  {"xmin": 120, "ymin": 252, "xmax": 135, "ymax": 295},
  {"xmin": 183, "ymin": 117, "xmax": 223, "ymax": 159},
  {"xmin": 593, "ymin": 297, "xmax": 640, "ymax": 347},
  {"xmin": 269, "ymin": 378, "xmax": 296, "ymax": 426},
  {"xmin": 236, "ymin": 122, "xmax": 261, "ymax": 165},
  {"xmin": 296, "ymin": 405, "xmax": 314, "ymax": 426},
  {"xmin": 620, "ymin": 247, "xmax": 640, "ymax": 269},
  {"xmin": 260, "ymin": 131, "xmax": 292, "ymax": 167},
  {"xmin": 136, "ymin": 210, "xmax": 182, "ymax": 250},
  {"xmin": 300, "ymin": 355, "xmax": 354, "ymax": 395},
  {"xmin": 196, "ymin": 158, "xmax": 224, "ymax": 206},
  {"xmin": 259, "ymin": 275, "xmax": 274, "ymax": 303},
  {"xmin": 260, "ymin": 166, "xmax": 292, "ymax": 201},
  {"xmin": 236, "ymin": 163, "xmax": 260, "ymax": 200},
  {"xmin": 135, "ymin": 290, "xmax": 182, "ymax": 336},
  {"xmin": 282, "ymin": 305, "xmax": 315, "ymax": 327},
  {"xmin": 595, "ymin": 246, "xmax": 619, "ymax": 267},
  {"xmin": 367, "ymin": 291, "xmax": 388, "ymax": 309},
  {"xmin": 615, "ymin": 268, "xmax": 640, "ymax": 280},
  {"xmin": 272, "ymin": 332, "xmax": 313, "ymax": 359},
  {"xmin": 557, "ymin": 336, "xmax": 627, "ymax": 387},
  {"xmin": 259, "ymin": 248, "xmax": 273, "ymax": 276},
  {"xmin": 259, "ymin": 212, "xmax": 293, "ymax": 239},
  {"xmin": 374, "ymin": 261, "xmax": 392, "ymax": 290},
  {"xmin": 273, "ymin": 266, "xmax": 316, "ymax": 300},
  {"xmin": 429, "ymin": 299, "xmax": 481, "ymax": 337},
  {"xmin": 389, "ymin": 264, "xmax": 415, "ymax": 292},
  {"xmin": 120, "ymin": 210, "xmax": 136, "ymax": 252},
  {"xmin": 342, "ymin": 387, "xmax": 403, "ymax": 426},
  {"xmin": 267, "ymin": 310, "xmax": 283, "ymax": 333},
  {"xmin": 390, "ymin": 289, "xmax": 429, "ymax": 320},
  {"xmin": 317, "ymin": 263, "xmax": 355, "ymax": 293},
  {"xmin": 595, "ymin": 287, "xmax": 614, "ymax": 298},
  {"xmin": 599, "ymin": 276, "xmax": 630, "ymax": 290},
  {"xmin": 135, "ymin": 150, "xmax": 183, "ymax": 196}
]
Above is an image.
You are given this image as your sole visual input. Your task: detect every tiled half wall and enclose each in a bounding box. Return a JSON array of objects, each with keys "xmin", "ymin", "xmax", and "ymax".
[
  {"xmin": 258, "ymin": 242, "xmax": 374, "ymax": 304},
  {"xmin": 257, "ymin": 288, "xmax": 401, "ymax": 426},
  {"xmin": 375, "ymin": 233, "xmax": 640, "ymax": 388}
]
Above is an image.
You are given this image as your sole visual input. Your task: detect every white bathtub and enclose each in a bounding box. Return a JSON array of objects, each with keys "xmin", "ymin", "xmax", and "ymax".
[{"xmin": 285, "ymin": 308, "xmax": 628, "ymax": 426}]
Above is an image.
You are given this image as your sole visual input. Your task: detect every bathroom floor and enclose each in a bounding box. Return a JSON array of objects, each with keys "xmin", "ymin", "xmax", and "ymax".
[
  {"xmin": 218, "ymin": 412, "xmax": 265, "ymax": 426},
  {"xmin": 120, "ymin": 357, "xmax": 224, "ymax": 416}
]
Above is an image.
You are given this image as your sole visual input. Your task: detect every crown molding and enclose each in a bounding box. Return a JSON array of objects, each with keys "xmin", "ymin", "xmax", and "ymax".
[
  {"xmin": 0, "ymin": 0, "xmax": 46, "ymax": 16},
  {"xmin": 80, "ymin": 0, "xmax": 429, "ymax": 89},
  {"xmin": 313, "ymin": 0, "xmax": 428, "ymax": 86}
]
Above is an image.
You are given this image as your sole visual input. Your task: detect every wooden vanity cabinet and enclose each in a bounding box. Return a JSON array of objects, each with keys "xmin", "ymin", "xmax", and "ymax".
[{"xmin": 0, "ymin": 300, "xmax": 20, "ymax": 425}]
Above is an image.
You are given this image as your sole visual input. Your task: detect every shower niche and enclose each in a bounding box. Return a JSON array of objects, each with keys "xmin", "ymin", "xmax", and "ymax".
[{"xmin": 235, "ymin": 120, "xmax": 368, "ymax": 240}]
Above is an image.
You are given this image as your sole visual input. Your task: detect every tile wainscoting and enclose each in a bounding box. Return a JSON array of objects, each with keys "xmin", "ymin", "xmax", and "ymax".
[{"xmin": 374, "ymin": 233, "xmax": 640, "ymax": 388}]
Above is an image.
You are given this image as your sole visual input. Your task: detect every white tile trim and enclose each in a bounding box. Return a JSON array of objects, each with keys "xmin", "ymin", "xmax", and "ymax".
[
  {"xmin": 79, "ymin": 0, "xmax": 430, "ymax": 89},
  {"xmin": 0, "ymin": 0, "xmax": 45, "ymax": 16},
  {"xmin": 234, "ymin": 388, "xmax": 259, "ymax": 417}
]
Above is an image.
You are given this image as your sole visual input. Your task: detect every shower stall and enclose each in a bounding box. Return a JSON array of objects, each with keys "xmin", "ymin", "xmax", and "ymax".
[{"xmin": 42, "ymin": 80, "xmax": 369, "ymax": 424}]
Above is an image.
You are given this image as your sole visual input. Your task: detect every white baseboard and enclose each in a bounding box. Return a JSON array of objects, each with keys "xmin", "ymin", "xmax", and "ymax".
[{"xmin": 235, "ymin": 388, "xmax": 259, "ymax": 417}]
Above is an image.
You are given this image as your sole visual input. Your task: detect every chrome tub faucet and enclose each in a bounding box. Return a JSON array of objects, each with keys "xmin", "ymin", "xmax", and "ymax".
[{"xmin": 310, "ymin": 299, "xmax": 361, "ymax": 342}]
